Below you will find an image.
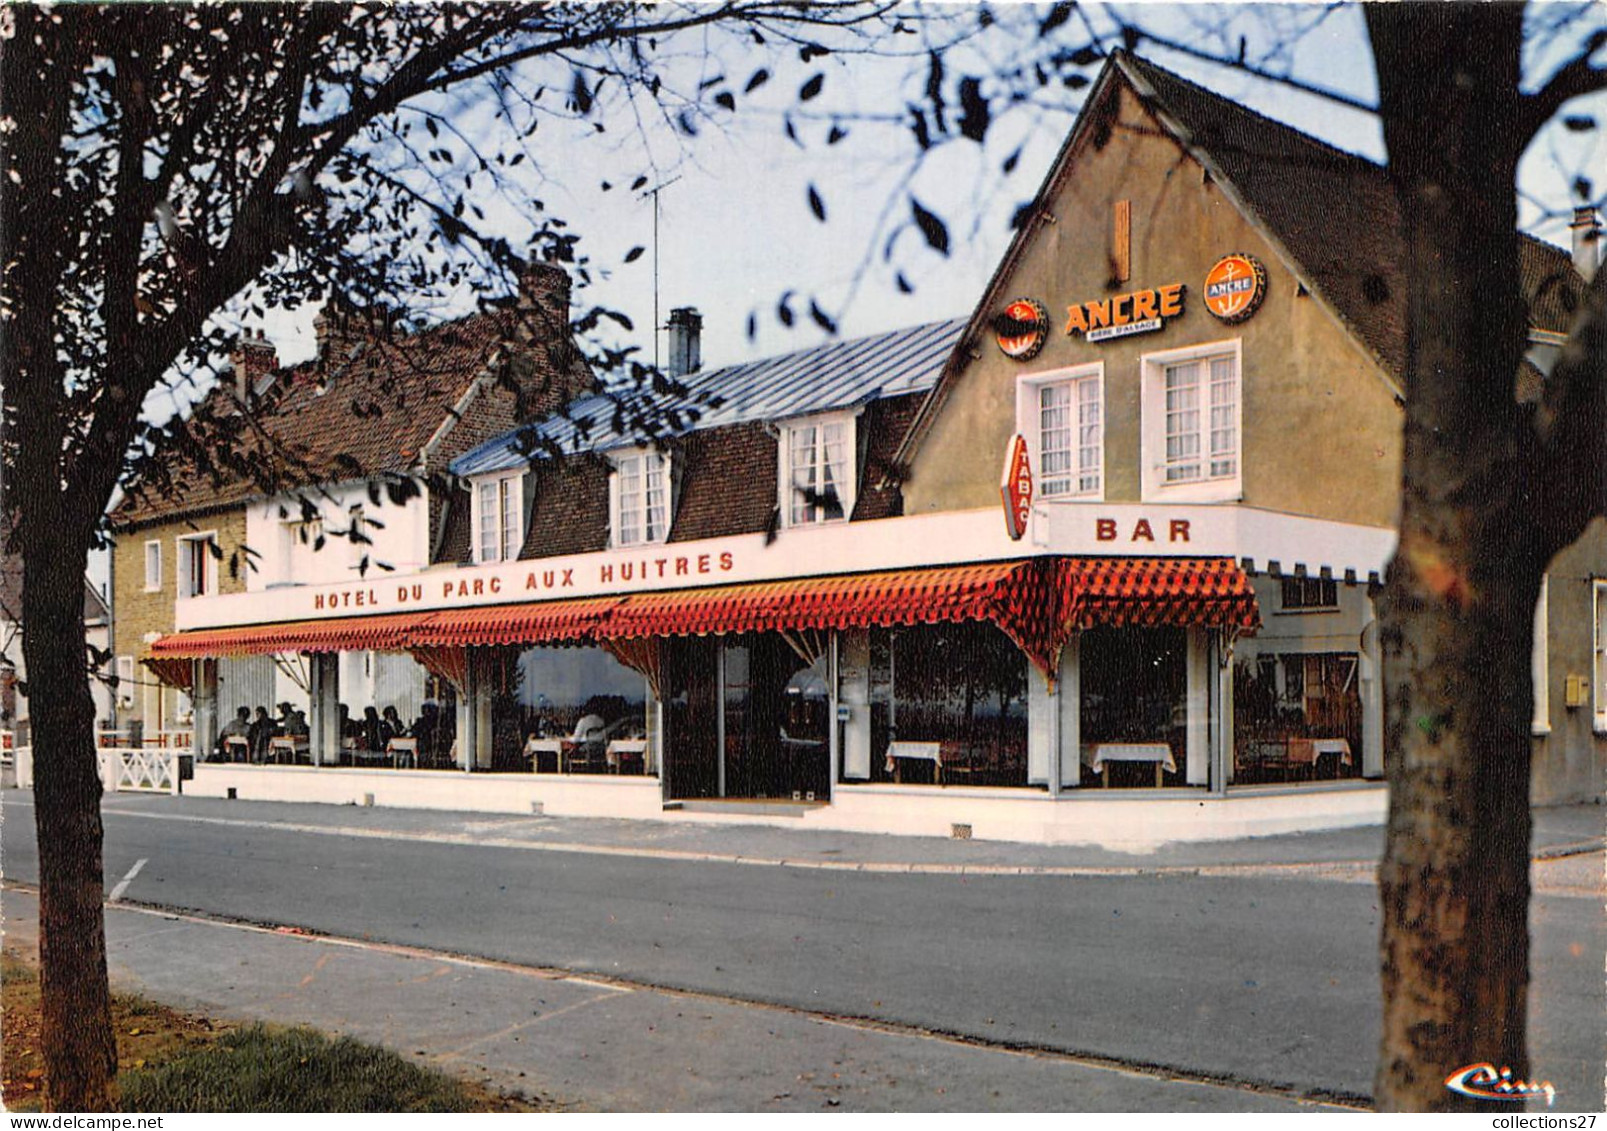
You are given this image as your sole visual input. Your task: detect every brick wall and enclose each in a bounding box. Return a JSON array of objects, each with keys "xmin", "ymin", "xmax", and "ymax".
[{"xmin": 111, "ymin": 507, "xmax": 249, "ymax": 729}]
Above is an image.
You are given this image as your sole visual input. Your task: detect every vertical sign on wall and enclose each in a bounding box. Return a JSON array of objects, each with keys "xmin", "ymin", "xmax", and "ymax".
[{"xmin": 1001, "ymin": 434, "xmax": 1034, "ymax": 541}]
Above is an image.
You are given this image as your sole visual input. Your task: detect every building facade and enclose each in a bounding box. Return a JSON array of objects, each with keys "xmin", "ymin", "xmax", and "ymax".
[{"xmin": 131, "ymin": 53, "xmax": 1604, "ymax": 847}]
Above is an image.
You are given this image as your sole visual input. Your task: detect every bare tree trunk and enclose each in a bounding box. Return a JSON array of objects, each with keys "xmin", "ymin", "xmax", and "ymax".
[
  {"xmin": 1367, "ymin": 6, "xmax": 1543, "ymax": 1111},
  {"xmin": 21, "ymin": 526, "xmax": 119, "ymax": 1111}
]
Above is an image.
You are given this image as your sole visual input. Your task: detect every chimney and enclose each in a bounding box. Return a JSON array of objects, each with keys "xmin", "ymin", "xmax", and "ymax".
[
  {"xmin": 314, "ymin": 297, "xmax": 398, "ymax": 367},
  {"xmin": 515, "ymin": 260, "xmax": 572, "ymax": 344},
  {"xmin": 666, "ymin": 307, "xmax": 702, "ymax": 378},
  {"xmin": 230, "ymin": 328, "xmax": 278, "ymax": 402},
  {"xmin": 1571, "ymin": 206, "xmax": 1602, "ymax": 283}
]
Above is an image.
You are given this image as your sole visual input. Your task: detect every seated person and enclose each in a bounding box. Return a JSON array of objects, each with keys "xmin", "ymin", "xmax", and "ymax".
[
  {"xmin": 381, "ymin": 706, "xmax": 407, "ymax": 743},
  {"xmin": 247, "ymin": 706, "xmax": 275, "ymax": 761},
  {"xmin": 214, "ymin": 706, "xmax": 251, "ymax": 758}
]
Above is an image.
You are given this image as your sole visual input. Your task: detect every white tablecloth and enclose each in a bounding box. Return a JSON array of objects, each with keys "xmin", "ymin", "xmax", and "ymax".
[{"xmin": 1081, "ymin": 742, "xmax": 1177, "ymax": 773}]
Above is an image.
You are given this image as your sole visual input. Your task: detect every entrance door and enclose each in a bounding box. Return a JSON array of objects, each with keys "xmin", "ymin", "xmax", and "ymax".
[{"xmin": 721, "ymin": 635, "xmax": 830, "ymax": 801}]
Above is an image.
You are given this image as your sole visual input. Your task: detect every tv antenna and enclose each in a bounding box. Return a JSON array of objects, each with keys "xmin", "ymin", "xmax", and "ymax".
[{"xmin": 638, "ymin": 175, "xmax": 681, "ymax": 371}]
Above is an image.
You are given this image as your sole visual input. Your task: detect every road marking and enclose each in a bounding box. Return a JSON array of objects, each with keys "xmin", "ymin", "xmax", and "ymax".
[{"xmin": 109, "ymin": 857, "xmax": 147, "ymax": 901}]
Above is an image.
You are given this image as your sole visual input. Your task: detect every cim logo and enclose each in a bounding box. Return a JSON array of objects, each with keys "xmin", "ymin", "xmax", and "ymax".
[
  {"xmin": 1000, "ymin": 434, "xmax": 1033, "ymax": 541},
  {"xmin": 994, "ymin": 298, "xmax": 1050, "ymax": 360},
  {"xmin": 1444, "ymin": 1063, "xmax": 1556, "ymax": 1107}
]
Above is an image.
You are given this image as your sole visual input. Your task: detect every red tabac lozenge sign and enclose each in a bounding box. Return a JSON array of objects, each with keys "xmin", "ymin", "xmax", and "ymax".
[{"xmin": 1000, "ymin": 433, "xmax": 1033, "ymax": 541}]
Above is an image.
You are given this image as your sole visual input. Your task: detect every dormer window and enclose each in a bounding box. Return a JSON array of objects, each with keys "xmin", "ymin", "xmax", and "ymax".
[
  {"xmin": 474, "ymin": 473, "xmax": 522, "ymax": 563},
  {"xmin": 781, "ymin": 414, "xmax": 854, "ymax": 526},
  {"xmin": 611, "ymin": 449, "xmax": 670, "ymax": 547}
]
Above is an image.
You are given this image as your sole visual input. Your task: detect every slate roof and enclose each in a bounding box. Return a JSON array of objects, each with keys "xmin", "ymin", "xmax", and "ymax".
[{"xmin": 452, "ymin": 319, "xmax": 964, "ymax": 478}]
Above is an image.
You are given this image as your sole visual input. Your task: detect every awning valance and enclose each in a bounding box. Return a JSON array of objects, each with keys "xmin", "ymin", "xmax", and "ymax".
[
  {"xmin": 146, "ymin": 557, "xmax": 1259, "ymax": 677},
  {"xmin": 148, "ymin": 611, "xmax": 434, "ymax": 658},
  {"xmin": 408, "ymin": 599, "xmax": 622, "ymax": 648},
  {"xmin": 1062, "ymin": 557, "xmax": 1260, "ymax": 631},
  {"xmin": 141, "ymin": 656, "xmax": 194, "ymax": 691},
  {"xmin": 598, "ymin": 560, "xmax": 1070, "ymax": 678}
]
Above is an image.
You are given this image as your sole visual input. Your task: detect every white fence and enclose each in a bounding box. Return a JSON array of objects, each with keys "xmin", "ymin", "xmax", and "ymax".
[{"xmin": 13, "ymin": 741, "xmax": 185, "ymax": 795}]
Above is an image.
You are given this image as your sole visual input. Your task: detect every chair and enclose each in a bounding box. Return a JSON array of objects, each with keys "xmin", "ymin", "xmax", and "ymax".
[{"xmin": 562, "ymin": 714, "xmax": 607, "ymax": 774}]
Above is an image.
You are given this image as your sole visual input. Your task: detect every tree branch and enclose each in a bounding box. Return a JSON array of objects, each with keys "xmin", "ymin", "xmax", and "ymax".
[{"xmin": 1519, "ymin": 30, "xmax": 1607, "ymax": 145}]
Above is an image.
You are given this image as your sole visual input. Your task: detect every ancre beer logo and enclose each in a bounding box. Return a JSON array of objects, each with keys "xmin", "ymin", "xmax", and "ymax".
[
  {"xmin": 993, "ymin": 298, "xmax": 1050, "ymax": 360},
  {"xmin": 1203, "ymin": 253, "xmax": 1267, "ymax": 323}
]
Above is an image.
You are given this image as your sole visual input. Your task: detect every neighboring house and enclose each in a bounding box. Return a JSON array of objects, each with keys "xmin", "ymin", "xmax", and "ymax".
[
  {"xmin": 0, "ymin": 509, "xmax": 115, "ymax": 742},
  {"xmin": 140, "ymin": 52, "xmax": 1603, "ymax": 843},
  {"xmin": 109, "ymin": 263, "xmax": 588, "ymax": 746}
]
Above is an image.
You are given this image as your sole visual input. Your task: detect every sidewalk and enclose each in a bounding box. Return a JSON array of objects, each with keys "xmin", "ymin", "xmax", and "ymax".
[{"xmin": 86, "ymin": 790, "xmax": 1606, "ymax": 874}]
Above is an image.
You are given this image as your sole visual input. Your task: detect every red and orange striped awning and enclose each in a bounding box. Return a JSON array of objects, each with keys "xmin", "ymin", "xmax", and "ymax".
[
  {"xmin": 1062, "ymin": 557, "xmax": 1260, "ymax": 630},
  {"xmin": 408, "ymin": 599, "xmax": 622, "ymax": 648},
  {"xmin": 146, "ymin": 558, "xmax": 1259, "ymax": 678},
  {"xmin": 148, "ymin": 611, "xmax": 435, "ymax": 657}
]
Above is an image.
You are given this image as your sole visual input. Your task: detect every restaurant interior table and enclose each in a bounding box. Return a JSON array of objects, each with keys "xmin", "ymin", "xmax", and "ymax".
[
  {"xmin": 884, "ymin": 740, "xmax": 947, "ymax": 783},
  {"xmin": 223, "ymin": 735, "xmax": 250, "ymax": 763},
  {"xmin": 267, "ymin": 736, "xmax": 309, "ymax": 765},
  {"xmin": 605, "ymin": 738, "xmax": 648, "ymax": 774},
  {"xmin": 386, "ymin": 736, "xmax": 419, "ymax": 769},
  {"xmin": 1284, "ymin": 737, "xmax": 1352, "ymax": 776},
  {"xmin": 1080, "ymin": 742, "xmax": 1177, "ymax": 787},
  {"xmin": 522, "ymin": 737, "xmax": 564, "ymax": 773}
]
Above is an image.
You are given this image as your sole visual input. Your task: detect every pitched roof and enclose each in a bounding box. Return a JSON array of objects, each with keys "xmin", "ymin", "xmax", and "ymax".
[
  {"xmin": 113, "ymin": 302, "xmax": 586, "ymax": 527},
  {"xmin": 896, "ymin": 50, "xmax": 1585, "ymax": 464},
  {"xmin": 452, "ymin": 319, "xmax": 963, "ymax": 478},
  {"xmin": 1117, "ymin": 52, "xmax": 1582, "ymax": 375}
]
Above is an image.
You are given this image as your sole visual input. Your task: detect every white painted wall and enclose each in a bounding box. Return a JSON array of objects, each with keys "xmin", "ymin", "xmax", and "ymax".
[{"xmin": 244, "ymin": 480, "xmax": 431, "ymax": 592}]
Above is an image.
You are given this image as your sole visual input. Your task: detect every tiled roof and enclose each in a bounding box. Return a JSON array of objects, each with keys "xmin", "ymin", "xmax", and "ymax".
[
  {"xmin": 113, "ymin": 303, "xmax": 587, "ymax": 527},
  {"xmin": 1118, "ymin": 52, "xmax": 1583, "ymax": 376},
  {"xmin": 452, "ymin": 319, "xmax": 964, "ymax": 478}
]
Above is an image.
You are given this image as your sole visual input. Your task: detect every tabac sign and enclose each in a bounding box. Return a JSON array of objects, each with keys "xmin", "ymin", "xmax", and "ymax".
[
  {"xmin": 1000, "ymin": 433, "xmax": 1033, "ymax": 540},
  {"xmin": 1063, "ymin": 283, "xmax": 1186, "ymax": 343}
]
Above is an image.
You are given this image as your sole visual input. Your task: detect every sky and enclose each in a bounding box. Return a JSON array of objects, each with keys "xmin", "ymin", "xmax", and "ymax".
[{"xmin": 227, "ymin": 2, "xmax": 1603, "ymax": 379}]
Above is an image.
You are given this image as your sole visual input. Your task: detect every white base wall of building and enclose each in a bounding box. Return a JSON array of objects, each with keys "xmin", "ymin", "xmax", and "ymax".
[
  {"xmin": 185, "ymin": 764, "xmax": 1385, "ymax": 849},
  {"xmin": 816, "ymin": 783, "xmax": 1387, "ymax": 851},
  {"xmin": 188, "ymin": 764, "xmax": 663, "ymax": 818}
]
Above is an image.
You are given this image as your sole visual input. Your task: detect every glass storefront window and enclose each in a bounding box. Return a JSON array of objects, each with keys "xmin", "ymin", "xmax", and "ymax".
[
  {"xmin": 1232, "ymin": 652, "xmax": 1362, "ymax": 784},
  {"xmin": 490, "ymin": 646, "xmax": 648, "ymax": 774},
  {"xmin": 1078, "ymin": 627, "xmax": 1187, "ymax": 787},
  {"xmin": 866, "ymin": 623, "xmax": 1029, "ymax": 787}
]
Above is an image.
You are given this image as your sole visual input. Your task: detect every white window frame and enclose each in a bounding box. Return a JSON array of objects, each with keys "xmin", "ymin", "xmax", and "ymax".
[
  {"xmin": 1140, "ymin": 338, "xmax": 1243, "ymax": 503},
  {"xmin": 115, "ymin": 655, "xmax": 135, "ymax": 710},
  {"xmin": 472, "ymin": 473, "xmax": 523, "ymax": 563},
  {"xmin": 1593, "ymin": 580, "xmax": 1606, "ymax": 734},
  {"xmin": 1016, "ymin": 363, "xmax": 1104, "ymax": 502},
  {"xmin": 609, "ymin": 448, "xmax": 672, "ymax": 548},
  {"xmin": 778, "ymin": 412, "xmax": 857, "ymax": 528},
  {"xmin": 175, "ymin": 532, "xmax": 218, "ymax": 599},
  {"xmin": 1531, "ymin": 574, "xmax": 1549, "ymax": 736},
  {"xmin": 143, "ymin": 540, "xmax": 162, "ymax": 592}
]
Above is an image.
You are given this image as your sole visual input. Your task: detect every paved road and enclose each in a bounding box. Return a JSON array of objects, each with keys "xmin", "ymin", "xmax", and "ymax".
[{"xmin": 2, "ymin": 793, "xmax": 1601, "ymax": 1110}]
